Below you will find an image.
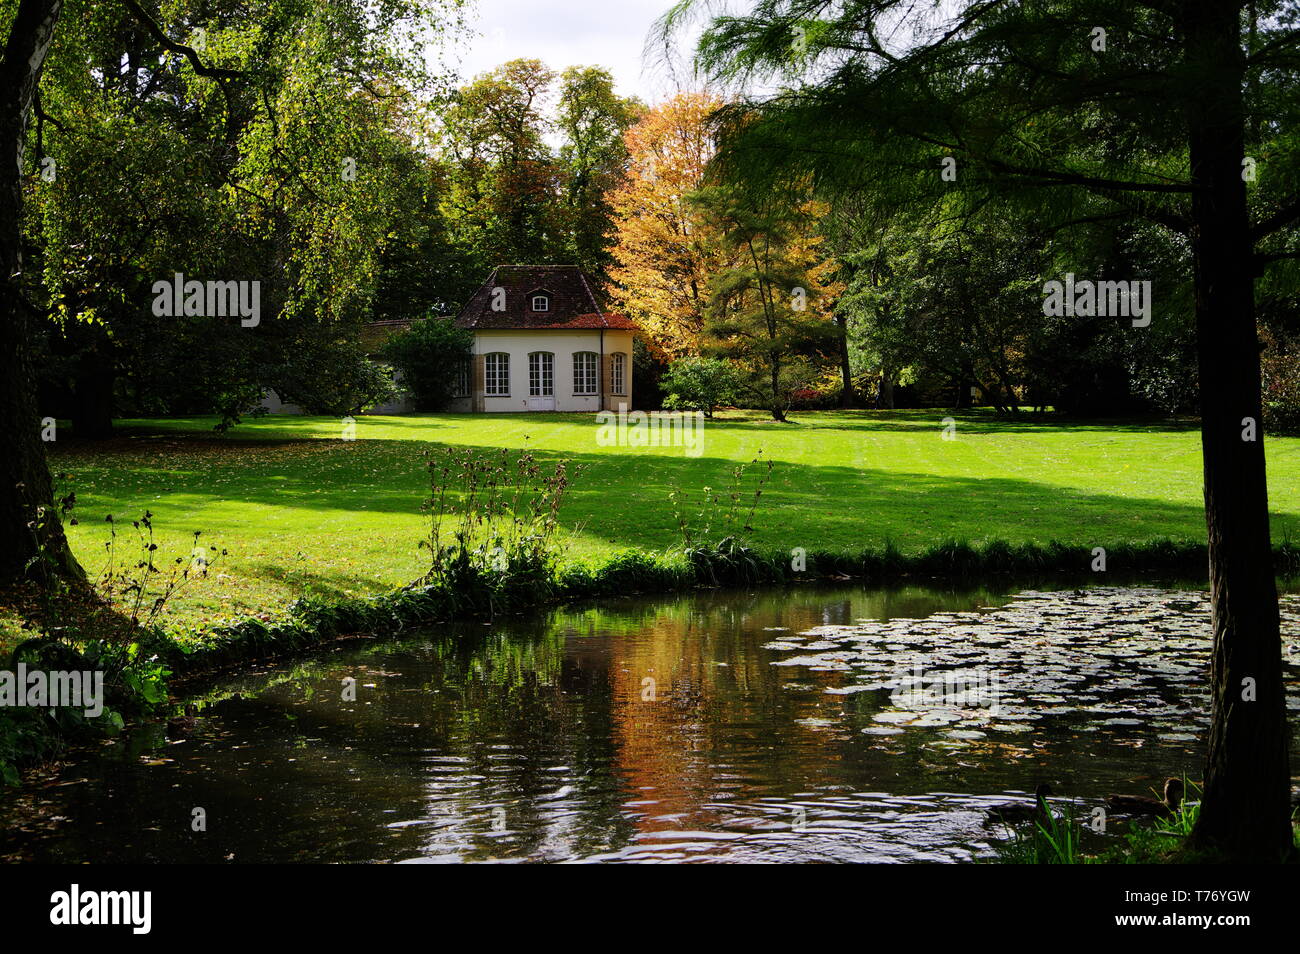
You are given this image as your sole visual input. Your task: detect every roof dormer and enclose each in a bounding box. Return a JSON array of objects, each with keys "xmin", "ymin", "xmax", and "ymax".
[{"xmin": 526, "ymin": 289, "xmax": 552, "ymax": 313}]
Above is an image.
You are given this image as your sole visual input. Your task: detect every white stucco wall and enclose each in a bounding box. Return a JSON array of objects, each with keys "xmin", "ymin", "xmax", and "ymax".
[{"xmin": 473, "ymin": 329, "xmax": 632, "ymax": 413}]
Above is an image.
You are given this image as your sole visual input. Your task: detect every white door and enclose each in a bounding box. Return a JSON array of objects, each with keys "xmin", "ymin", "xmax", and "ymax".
[{"xmin": 527, "ymin": 352, "xmax": 555, "ymax": 410}]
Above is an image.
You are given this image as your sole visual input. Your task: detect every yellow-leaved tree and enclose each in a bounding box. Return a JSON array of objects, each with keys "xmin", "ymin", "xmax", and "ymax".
[{"xmin": 608, "ymin": 92, "xmax": 729, "ymax": 356}]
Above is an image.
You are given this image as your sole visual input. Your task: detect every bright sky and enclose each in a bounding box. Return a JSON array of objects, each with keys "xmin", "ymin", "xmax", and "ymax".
[{"xmin": 446, "ymin": 0, "xmax": 700, "ymax": 104}]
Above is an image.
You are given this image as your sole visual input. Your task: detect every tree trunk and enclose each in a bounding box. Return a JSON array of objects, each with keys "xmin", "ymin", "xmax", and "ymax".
[
  {"xmin": 769, "ymin": 356, "xmax": 785, "ymax": 421},
  {"xmin": 0, "ymin": 0, "xmax": 82, "ymax": 583},
  {"xmin": 1183, "ymin": 0, "xmax": 1291, "ymax": 862},
  {"xmin": 954, "ymin": 358, "xmax": 974, "ymax": 408},
  {"xmin": 876, "ymin": 369, "xmax": 895, "ymax": 409},
  {"xmin": 835, "ymin": 312, "xmax": 855, "ymax": 407}
]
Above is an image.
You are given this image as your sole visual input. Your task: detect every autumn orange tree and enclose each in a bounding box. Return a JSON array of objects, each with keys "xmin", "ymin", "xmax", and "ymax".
[{"xmin": 608, "ymin": 92, "xmax": 730, "ymax": 356}]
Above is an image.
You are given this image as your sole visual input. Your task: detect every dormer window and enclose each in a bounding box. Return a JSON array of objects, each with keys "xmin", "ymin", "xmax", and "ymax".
[{"xmin": 531, "ymin": 295, "xmax": 549, "ymax": 312}]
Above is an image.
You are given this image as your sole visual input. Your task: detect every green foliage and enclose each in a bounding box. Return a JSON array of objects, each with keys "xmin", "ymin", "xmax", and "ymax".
[
  {"xmin": 96, "ymin": 512, "xmax": 225, "ymax": 639},
  {"xmin": 669, "ymin": 451, "xmax": 773, "ymax": 549},
  {"xmin": 415, "ymin": 444, "xmax": 579, "ymax": 613},
  {"xmin": 994, "ymin": 797, "xmax": 1085, "ymax": 865},
  {"xmin": 830, "ymin": 197, "xmax": 1198, "ymax": 416},
  {"xmin": 271, "ymin": 341, "xmax": 398, "ymax": 415},
  {"xmin": 0, "ymin": 709, "xmax": 65, "ymax": 788},
  {"xmin": 380, "ymin": 317, "xmax": 472, "ymax": 410},
  {"xmin": 556, "ymin": 66, "xmax": 642, "ymax": 282},
  {"xmin": 661, "ymin": 0, "xmax": 1300, "ymax": 419},
  {"xmin": 440, "ymin": 58, "xmax": 563, "ymax": 268},
  {"xmin": 437, "ymin": 59, "xmax": 641, "ymax": 284},
  {"xmin": 1261, "ymin": 324, "xmax": 1300, "ymax": 434},
  {"xmin": 0, "ymin": 635, "xmax": 167, "ymax": 786},
  {"xmin": 1089, "ymin": 779, "xmax": 1212, "ymax": 864},
  {"xmin": 0, "ymin": 496, "xmax": 215, "ymax": 783},
  {"xmin": 661, "ymin": 357, "xmax": 742, "ymax": 416},
  {"xmin": 632, "ymin": 337, "xmax": 671, "ymax": 409},
  {"xmin": 991, "ymin": 777, "xmax": 1300, "ymax": 864},
  {"xmin": 839, "ymin": 211, "xmax": 1048, "ymax": 413},
  {"xmin": 26, "ymin": 0, "xmax": 469, "ymax": 429},
  {"xmin": 691, "ymin": 184, "xmax": 841, "ymax": 419}
]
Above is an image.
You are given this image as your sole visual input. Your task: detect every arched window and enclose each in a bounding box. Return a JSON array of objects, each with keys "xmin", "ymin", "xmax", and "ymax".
[
  {"xmin": 484, "ymin": 353, "xmax": 510, "ymax": 397},
  {"xmin": 530, "ymin": 294, "xmax": 550, "ymax": 312},
  {"xmin": 610, "ymin": 352, "xmax": 627, "ymax": 395},
  {"xmin": 573, "ymin": 352, "xmax": 598, "ymax": 395},
  {"xmin": 528, "ymin": 352, "xmax": 554, "ymax": 396}
]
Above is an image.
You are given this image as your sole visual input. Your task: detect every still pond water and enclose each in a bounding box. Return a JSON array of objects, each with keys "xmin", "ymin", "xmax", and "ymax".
[{"xmin": 3, "ymin": 583, "xmax": 1299, "ymax": 863}]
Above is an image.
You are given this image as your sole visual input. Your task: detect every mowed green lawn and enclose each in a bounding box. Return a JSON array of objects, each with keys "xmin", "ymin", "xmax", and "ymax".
[{"xmin": 36, "ymin": 410, "xmax": 1300, "ymax": 627}]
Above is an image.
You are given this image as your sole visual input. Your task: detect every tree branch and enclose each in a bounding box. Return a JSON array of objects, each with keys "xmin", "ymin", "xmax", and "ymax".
[
  {"xmin": 983, "ymin": 157, "xmax": 1194, "ymax": 196},
  {"xmin": 1251, "ymin": 197, "xmax": 1300, "ymax": 241},
  {"xmin": 120, "ymin": 0, "xmax": 243, "ymax": 81},
  {"xmin": 1253, "ymin": 250, "xmax": 1300, "ymax": 274}
]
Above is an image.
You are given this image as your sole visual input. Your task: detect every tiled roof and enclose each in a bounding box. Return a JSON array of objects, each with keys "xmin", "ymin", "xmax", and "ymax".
[
  {"xmin": 359, "ymin": 318, "xmax": 413, "ymax": 355},
  {"xmin": 526, "ymin": 312, "xmax": 638, "ymax": 330},
  {"xmin": 454, "ymin": 265, "xmax": 636, "ymax": 332}
]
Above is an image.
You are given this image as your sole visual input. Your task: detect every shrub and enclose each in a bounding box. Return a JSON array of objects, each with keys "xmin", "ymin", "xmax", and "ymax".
[
  {"xmin": 787, "ymin": 385, "xmax": 842, "ymax": 410},
  {"xmin": 414, "ymin": 445, "xmax": 579, "ymax": 614},
  {"xmin": 1261, "ymin": 324, "xmax": 1300, "ymax": 434},
  {"xmin": 273, "ymin": 341, "xmax": 399, "ymax": 415},
  {"xmin": 380, "ymin": 316, "xmax": 473, "ymax": 410},
  {"xmin": 661, "ymin": 357, "xmax": 742, "ymax": 417}
]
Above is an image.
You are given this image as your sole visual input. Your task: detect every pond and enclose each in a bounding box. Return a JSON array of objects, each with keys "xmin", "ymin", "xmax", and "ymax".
[{"xmin": 2, "ymin": 583, "xmax": 1298, "ymax": 863}]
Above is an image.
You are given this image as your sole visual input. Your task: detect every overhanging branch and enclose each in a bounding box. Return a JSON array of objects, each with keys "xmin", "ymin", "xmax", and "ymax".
[
  {"xmin": 1251, "ymin": 197, "xmax": 1300, "ymax": 241},
  {"xmin": 120, "ymin": 0, "xmax": 243, "ymax": 81}
]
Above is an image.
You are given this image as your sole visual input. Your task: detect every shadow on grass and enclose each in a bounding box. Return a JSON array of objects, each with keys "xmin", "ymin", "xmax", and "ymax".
[
  {"xmin": 46, "ymin": 430, "xmax": 1234, "ymax": 561},
  {"xmin": 247, "ymin": 560, "xmax": 397, "ymax": 602}
]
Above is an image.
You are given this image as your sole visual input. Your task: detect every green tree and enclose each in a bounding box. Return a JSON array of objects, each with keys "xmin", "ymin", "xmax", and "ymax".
[
  {"xmin": 25, "ymin": 0, "xmax": 467, "ymax": 431},
  {"xmin": 665, "ymin": 0, "xmax": 1300, "ymax": 859},
  {"xmin": 371, "ymin": 156, "xmax": 481, "ymax": 323},
  {"xmin": 692, "ymin": 184, "xmax": 841, "ymax": 420},
  {"xmin": 0, "ymin": 0, "xmax": 465, "ymax": 580},
  {"xmin": 380, "ymin": 316, "xmax": 472, "ymax": 411},
  {"xmin": 661, "ymin": 356, "xmax": 741, "ymax": 417},
  {"xmin": 2, "ymin": 0, "xmax": 82, "ymax": 582},
  {"xmin": 556, "ymin": 66, "xmax": 640, "ymax": 283},
  {"xmin": 840, "ymin": 210, "xmax": 1048, "ymax": 414},
  {"xmin": 440, "ymin": 59, "xmax": 563, "ymax": 269}
]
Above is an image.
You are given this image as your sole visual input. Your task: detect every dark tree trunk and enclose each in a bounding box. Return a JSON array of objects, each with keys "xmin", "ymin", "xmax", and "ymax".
[
  {"xmin": 769, "ymin": 357, "xmax": 785, "ymax": 421},
  {"xmin": 876, "ymin": 370, "xmax": 894, "ymax": 410},
  {"xmin": 0, "ymin": 0, "xmax": 81, "ymax": 583},
  {"xmin": 834, "ymin": 312, "xmax": 855, "ymax": 407},
  {"xmin": 1183, "ymin": 0, "xmax": 1291, "ymax": 861},
  {"xmin": 954, "ymin": 358, "xmax": 974, "ymax": 408}
]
